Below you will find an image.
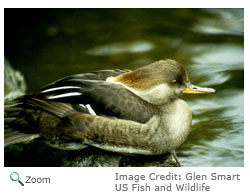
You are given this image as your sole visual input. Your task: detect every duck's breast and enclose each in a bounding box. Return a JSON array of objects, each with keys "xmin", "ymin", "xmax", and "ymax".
[{"xmin": 159, "ymin": 99, "xmax": 192, "ymax": 151}]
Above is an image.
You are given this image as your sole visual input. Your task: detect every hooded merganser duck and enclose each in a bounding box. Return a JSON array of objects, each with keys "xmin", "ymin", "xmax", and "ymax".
[{"xmin": 4, "ymin": 59, "xmax": 215, "ymax": 155}]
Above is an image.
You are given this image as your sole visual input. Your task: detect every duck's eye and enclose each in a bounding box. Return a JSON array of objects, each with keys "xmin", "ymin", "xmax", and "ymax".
[{"xmin": 171, "ymin": 80, "xmax": 177, "ymax": 86}]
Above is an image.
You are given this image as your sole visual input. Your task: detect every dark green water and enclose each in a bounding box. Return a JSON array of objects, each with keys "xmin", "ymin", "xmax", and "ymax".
[{"xmin": 5, "ymin": 8, "xmax": 244, "ymax": 166}]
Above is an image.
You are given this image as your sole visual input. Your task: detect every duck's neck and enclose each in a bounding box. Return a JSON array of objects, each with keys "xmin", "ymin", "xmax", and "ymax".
[{"xmin": 156, "ymin": 98, "xmax": 192, "ymax": 151}]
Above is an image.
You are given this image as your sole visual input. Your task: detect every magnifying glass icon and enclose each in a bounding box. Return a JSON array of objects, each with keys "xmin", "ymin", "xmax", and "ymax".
[{"xmin": 10, "ymin": 172, "xmax": 24, "ymax": 186}]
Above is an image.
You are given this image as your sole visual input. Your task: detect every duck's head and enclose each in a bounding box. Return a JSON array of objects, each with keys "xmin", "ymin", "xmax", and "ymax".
[{"xmin": 108, "ymin": 59, "xmax": 215, "ymax": 105}]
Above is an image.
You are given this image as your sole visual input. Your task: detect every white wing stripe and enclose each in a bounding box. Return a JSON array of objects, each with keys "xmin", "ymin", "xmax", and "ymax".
[
  {"xmin": 79, "ymin": 104, "xmax": 87, "ymax": 108},
  {"xmin": 86, "ymin": 104, "xmax": 96, "ymax": 115},
  {"xmin": 42, "ymin": 86, "xmax": 81, "ymax": 93},
  {"xmin": 47, "ymin": 92, "xmax": 82, "ymax": 99}
]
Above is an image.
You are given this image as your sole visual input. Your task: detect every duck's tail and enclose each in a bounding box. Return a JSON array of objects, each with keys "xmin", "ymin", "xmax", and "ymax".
[
  {"xmin": 4, "ymin": 100, "xmax": 41, "ymax": 147},
  {"xmin": 4, "ymin": 94, "xmax": 79, "ymax": 148}
]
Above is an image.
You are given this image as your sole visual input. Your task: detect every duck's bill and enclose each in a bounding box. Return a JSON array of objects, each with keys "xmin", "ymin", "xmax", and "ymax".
[{"xmin": 182, "ymin": 84, "xmax": 215, "ymax": 94}]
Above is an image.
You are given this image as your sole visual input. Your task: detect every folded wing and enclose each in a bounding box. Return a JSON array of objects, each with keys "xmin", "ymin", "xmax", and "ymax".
[{"xmin": 5, "ymin": 70, "xmax": 158, "ymax": 148}]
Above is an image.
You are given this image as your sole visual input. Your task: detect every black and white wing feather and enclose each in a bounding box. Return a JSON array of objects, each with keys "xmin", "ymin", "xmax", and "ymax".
[{"xmin": 40, "ymin": 79, "xmax": 157, "ymax": 123}]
